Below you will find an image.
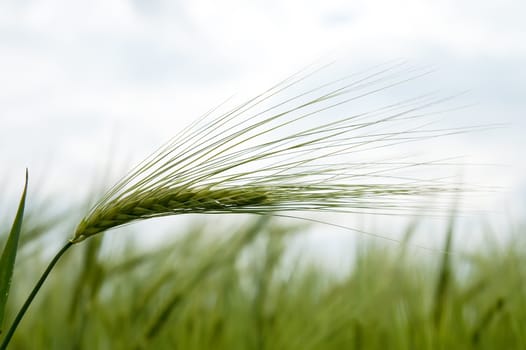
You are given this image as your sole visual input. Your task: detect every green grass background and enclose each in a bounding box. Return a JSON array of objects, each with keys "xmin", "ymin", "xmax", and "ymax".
[{"xmin": 1, "ymin": 196, "xmax": 525, "ymax": 350}]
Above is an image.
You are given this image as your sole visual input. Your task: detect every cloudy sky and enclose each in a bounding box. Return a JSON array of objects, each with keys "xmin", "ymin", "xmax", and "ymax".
[{"xmin": 1, "ymin": 0, "xmax": 525, "ymax": 242}]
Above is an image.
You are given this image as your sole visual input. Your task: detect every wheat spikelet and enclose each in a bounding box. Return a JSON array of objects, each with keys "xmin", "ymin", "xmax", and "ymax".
[
  {"xmin": 72, "ymin": 61, "xmax": 469, "ymax": 243},
  {"xmin": 74, "ymin": 187, "xmax": 269, "ymax": 239}
]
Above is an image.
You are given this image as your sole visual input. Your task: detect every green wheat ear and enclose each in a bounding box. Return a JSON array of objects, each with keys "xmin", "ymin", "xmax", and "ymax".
[
  {"xmin": 72, "ymin": 62, "xmax": 467, "ymax": 244},
  {"xmin": 73, "ymin": 187, "xmax": 270, "ymax": 241}
]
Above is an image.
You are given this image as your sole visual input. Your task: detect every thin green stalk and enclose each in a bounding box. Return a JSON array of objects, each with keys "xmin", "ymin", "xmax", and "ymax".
[{"xmin": 0, "ymin": 241, "xmax": 74, "ymax": 350}]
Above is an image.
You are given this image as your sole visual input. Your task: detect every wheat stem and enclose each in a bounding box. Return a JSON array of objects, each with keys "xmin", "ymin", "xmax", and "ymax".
[{"xmin": 0, "ymin": 241, "xmax": 74, "ymax": 350}]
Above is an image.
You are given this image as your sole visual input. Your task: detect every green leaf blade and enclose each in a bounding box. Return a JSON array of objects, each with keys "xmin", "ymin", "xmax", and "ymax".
[{"xmin": 0, "ymin": 169, "xmax": 29, "ymax": 328}]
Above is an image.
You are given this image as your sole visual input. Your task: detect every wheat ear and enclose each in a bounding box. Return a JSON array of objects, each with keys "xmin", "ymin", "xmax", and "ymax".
[{"xmin": 72, "ymin": 62, "xmax": 468, "ymax": 243}]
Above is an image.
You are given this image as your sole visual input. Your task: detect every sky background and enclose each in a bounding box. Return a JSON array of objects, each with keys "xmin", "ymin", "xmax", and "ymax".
[{"xmin": 1, "ymin": 0, "xmax": 525, "ymax": 255}]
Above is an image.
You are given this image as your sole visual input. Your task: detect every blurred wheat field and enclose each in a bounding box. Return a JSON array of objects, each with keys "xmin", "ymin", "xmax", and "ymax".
[{"xmin": 1, "ymin": 202, "xmax": 525, "ymax": 349}]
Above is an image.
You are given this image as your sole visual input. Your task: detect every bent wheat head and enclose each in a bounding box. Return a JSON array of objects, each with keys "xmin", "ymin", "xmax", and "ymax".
[{"xmin": 72, "ymin": 62, "xmax": 467, "ymax": 243}]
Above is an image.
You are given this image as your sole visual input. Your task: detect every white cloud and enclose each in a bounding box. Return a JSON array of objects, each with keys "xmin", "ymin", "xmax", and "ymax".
[{"xmin": 0, "ymin": 0, "xmax": 524, "ymax": 224}]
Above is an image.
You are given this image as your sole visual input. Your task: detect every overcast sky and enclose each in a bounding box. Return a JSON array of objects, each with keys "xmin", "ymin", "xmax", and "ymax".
[{"xmin": 1, "ymin": 0, "xmax": 525, "ymax": 241}]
